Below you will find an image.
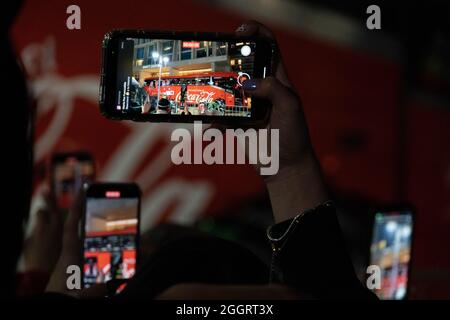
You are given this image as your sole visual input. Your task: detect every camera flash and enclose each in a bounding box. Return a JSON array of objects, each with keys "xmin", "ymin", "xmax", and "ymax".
[{"xmin": 241, "ymin": 45, "xmax": 251, "ymax": 57}]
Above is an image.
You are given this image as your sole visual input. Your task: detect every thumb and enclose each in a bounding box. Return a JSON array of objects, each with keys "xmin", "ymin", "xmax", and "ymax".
[
  {"xmin": 35, "ymin": 208, "xmax": 50, "ymax": 228},
  {"xmin": 242, "ymin": 77, "xmax": 299, "ymax": 108}
]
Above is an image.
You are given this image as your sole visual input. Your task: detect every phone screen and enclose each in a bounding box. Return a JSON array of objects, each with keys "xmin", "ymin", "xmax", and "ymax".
[
  {"xmin": 83, "ymin": 188, "xmax": 139, "ymax": 288},
  {"xmin": 115, "ymin": 38, "xmax": 261, "ymax": 118},
  {"xmin": 370, "ymin": 210, "xmax": 413, "ymax": 300},
  {"xmin": 52, "ymin": 156, "xmax": 95, "ymax": 210}
]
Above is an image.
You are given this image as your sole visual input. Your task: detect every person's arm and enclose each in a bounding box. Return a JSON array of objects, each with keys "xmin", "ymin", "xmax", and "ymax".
[
  {"xmin": 17, "ymin": 190, "xmax": 63, "ymax": 296},
  {"xmin": 238, "ymin": 21, "xmax": 376, "ymax": 299},
  {"xmin": 266, "ymin": 203, "xmax": 377, "ymax": 299},
  {"xmin": 265, "ymin": 152, "xmax": 328, "ymax": 223},
  {"xmin": 45, "ymin": 189, "xmax": 108, "ymax": 298}
]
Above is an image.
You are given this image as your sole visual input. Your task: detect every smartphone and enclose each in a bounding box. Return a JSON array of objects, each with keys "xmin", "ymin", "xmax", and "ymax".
[
  {"xmin": 99, "ymin": 30, "xmax": 276, "ymax": 123},
  {"xmin": 50, "ymin": 152, "xmax": 95, "ymax": 211},
  {"xmin": 82, "ymin": 183, "xmax": 141, "ymax": 289},
  {"xmin": 369, "ymin": 207, "xmax": 414, "ymax": 300}
]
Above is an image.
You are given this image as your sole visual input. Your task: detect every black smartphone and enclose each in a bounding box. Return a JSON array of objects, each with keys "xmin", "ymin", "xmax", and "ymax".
[
  {"xmin": 99, "ymin": 30, "xmax": 276, "ymax": 123},
  {"xmin": 50, "ymin": 152, "xmax": 95, "ymax": 211},
  {"xmin": 368, "ymin": 206, "xmax": 415, "ymax": 300},
  {"xmin": 82, "ymin": 183, "xmax": 141, "ymax": 289}
]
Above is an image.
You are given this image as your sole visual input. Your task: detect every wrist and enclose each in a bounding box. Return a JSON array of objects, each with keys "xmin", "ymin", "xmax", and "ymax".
[{"xmin": 265, "ymin": 151, "xmax": 329, "ymax": 223}]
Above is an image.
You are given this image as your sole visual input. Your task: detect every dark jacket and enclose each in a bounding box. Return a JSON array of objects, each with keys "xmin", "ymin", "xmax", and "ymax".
[{"xmin": 267, "ymin": 202, "xmax": 377, "ymax": 300}]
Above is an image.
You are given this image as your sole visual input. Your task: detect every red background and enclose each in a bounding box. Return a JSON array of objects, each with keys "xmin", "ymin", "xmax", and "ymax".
[{"xmin": 11, "ymin": 0, "xmax": 450, "ymax": 298}]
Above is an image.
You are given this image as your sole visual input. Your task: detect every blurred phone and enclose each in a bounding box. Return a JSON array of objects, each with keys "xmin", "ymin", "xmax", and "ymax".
[
  {"xmin": 99, "ymin": 30, "xmax": 275, "ymax": 123},
  {"xmin": 50, "ymin": 152, "xmax": 95, "ymax": 211},
  {"xmin": 369, "ymin": 207, "xmax": 414, "ymax": 300},
  {"xmin": 82, "ymin": 183, "xmax": 141, "ymax": 289}
]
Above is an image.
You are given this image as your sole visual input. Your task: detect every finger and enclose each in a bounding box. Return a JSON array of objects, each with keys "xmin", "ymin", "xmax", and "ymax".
[
  {"xmin": 235, "ymin": 21, "xmax": 292, "ymax": 88},
  {"xmin": 65, "ymin": 187, "xmax": 85, "ymax": 233},
  {"xmin": 235, "ymin": 20, "xmax": 274, "ymax": 39},
  {"xmin": 274, "ymin": 61, "xmax": 293, "ymax": 89},
  {"xmin": 35, "ymin": 208, "xmax": 50, "ymax": 226},
  {"xmin": 42, "ymin": 188, "xmax": 63, "ymax": 228},
  {"xmin": 42, "ymin": 186, "xmax": 58, "ymax": 213},
  {"xmin": 242, "ymin": 77, "xmax": 299, "ymax": 108},
  {"xmin": 62, "ymin": 187, "xmax": 86, "ymax": 255}
]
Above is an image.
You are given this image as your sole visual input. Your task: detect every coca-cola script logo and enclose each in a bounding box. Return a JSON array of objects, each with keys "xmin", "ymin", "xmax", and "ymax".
[{"xmin": 176, "ymin": 90, "xmax": 216, "ymax": 104}]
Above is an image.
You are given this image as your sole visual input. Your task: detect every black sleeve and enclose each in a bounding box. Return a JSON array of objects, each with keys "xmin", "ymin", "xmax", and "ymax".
[{"xmin": 267, "ymin": 202, "xmax": 378, "ymax": 300}]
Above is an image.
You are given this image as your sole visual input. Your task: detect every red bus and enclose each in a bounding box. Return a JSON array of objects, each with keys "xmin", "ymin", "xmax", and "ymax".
[{"xmin": 143, "ymin": 71, "xmax": 249, "ymax": 110}]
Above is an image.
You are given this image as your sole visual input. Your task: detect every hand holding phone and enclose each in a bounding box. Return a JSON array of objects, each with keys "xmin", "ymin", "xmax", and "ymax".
[
  {"xmin": 45, "ymin": 188, "xmax": 86, "ymax": 296},
  {"xmin": 46, "ymin": 183, "xmax": 141, "ymax": 296},
  {"xmin": 50, "ymin": 152, "xmax": 95, "ymax": 211},
  {"xmin": 82, "ymin": 183, "xmax": 141, "ymax": 289}
]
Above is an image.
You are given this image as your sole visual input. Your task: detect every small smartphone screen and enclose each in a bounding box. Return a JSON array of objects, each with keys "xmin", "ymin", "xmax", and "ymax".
[
  {"xmin": 52, "ymin": 156, "xmax": 95, "ymax": 210},
  {"xmin": 83, "ymin": 189, "xmax": 139, "ymax": 288},
  {"xmin": 115, "ymin": 38, "xmax": 261, "ymax": 118},
  {"xmin": 370, "ymin": 210, "xmax": 413, "ymax": 300}
]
